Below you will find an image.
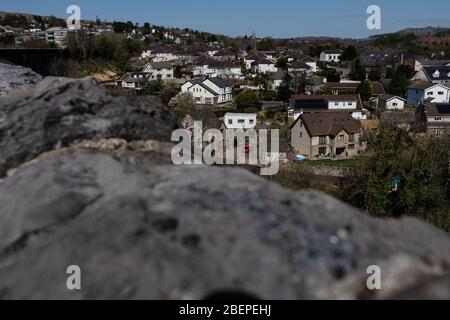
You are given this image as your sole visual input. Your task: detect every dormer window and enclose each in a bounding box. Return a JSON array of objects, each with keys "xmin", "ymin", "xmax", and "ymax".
[{"xmin": 433, "ymin": 70, "xmax": 440, "ymax": 78}]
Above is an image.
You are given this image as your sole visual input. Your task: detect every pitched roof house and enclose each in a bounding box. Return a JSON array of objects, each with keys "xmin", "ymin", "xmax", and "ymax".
[
  {"xmin": 413, "ymin": 66, "xmax": 450, "ymax": 85},
  {"xmin": 320, "ymin": 50, "xmax": 343, "ymax": 63},
  {"xmin": 142, "ymin": 61, "xmax": 174, "ymax": 80},
  {"xmin": 374, "ymin": 94, "xmax": 406, "ymax": 110},
  {"xmin": 416, "ymin": 102, "xmax": 450, "ymax": 136},
  {"xmin": 181, "ymin": 78, "xmax": 233, "ymax": 105},
  {"xmin": 291, "ymin": 112, "xmax": 366, "ymax": 159},
  {"xmin": 251, "ymin": 58, "xmax": 278, "ymax": 74},
  {"xmin": 407, "ymin": 82, "xmax": 450, "ymax": 106},
  {"xmin": 289, "ymin": 94, "xmax": 366, "ymax": 120}
]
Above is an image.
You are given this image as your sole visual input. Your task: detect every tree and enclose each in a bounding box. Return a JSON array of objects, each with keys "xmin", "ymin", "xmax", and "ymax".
[
  {"xmin": 142, "ymin": 22, "xmax": 151, "ymax": 35},
  {"xmin": 324, "ymin": 68, "xmax": 341, "ymax": 83},
  {"xmin": 168, "ymin": 92, "xmax": 196, "ymax": 124},
  {"xmin": 350, "ymin": 58, "xmax": 366, "ymax": 81},
  {"xmin": 343, "ymin": 127, "xmax": 450, "ymax": 231},
  {"xmin": 254, "ymin": 73, "xmax": 270, "ymax": 91},
  {"xmin": 0, "ymin": 14, "xmax": 29, "ymax": 28},
  {"xmin": 256, "ymin": 38, "xmax": 275, "ymax": 51},
  {"xmin": 112, "ymin": 21, "xmax": 134, "ymax": 33},
  {"xmin": 358, "ymin": 80, "xmax": 373, "ymax": 101},
  {"xmin": 174, "ymin": 65, "xmax": 183, "ymax": 78},
  {"xmin": 341, "ymin": 46, "xmax": 358, "ymax": 61},
  {"xmin": 368, "ymin": 68, "xmax": 382, "ymax": 81},
  {"xmin": 145, "ymin": 80, "xmax": 164, "ymax": 95},
  {"xmin": 235, "ymin": 90, "xmax": 260, "ymax": 109},
  {"xmin": 277, "ymin": 73, "xmax": 293, "ymax": 102},
  {"xmin": 275, "ymin": 57, "xmax": 288, "ymax": 70},
  {"xmin": 45, "ymin": 15, "xmax": 65, "ymax": 28},
  {"xmin": 388, "ymin": 66, "xmax": 411, "ymax": 97},
  {"xmin": 0, "ymin": 34, "xmax": 15, "ymax": 47}
]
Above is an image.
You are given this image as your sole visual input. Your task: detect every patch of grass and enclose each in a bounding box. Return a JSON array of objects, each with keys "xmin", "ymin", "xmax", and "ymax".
[{"xmin": 303, "ymin": 156, "xmax": 370, "ymax": 168}]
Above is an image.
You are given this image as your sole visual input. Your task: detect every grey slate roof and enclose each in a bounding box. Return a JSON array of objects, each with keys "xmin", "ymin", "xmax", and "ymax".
[{"xmin": 423, "ymin": 66, "xmax": 450, "ymax": 81}]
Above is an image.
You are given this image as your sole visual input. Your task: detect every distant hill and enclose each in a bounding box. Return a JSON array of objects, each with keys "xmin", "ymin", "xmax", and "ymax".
[
  {"xmin": 398, "ymin": 26, "xmax": 450, "ymax": 36},
  {"xmin": 1, "ymin": 10, "xmax": 449, "ymax": 43},
  {"xmin": 0, "ymin": 11, "xmax": 46, "ymax": 19},
  {"xmin": 369, "ymin": 26, "xmax": 450, "ymax": 40}
]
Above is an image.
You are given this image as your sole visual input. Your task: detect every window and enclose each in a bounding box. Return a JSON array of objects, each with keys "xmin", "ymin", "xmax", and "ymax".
[
  {"xmin": 349, "ymin": 134, "xmax": 355, "ymax": 143},
  {"xmin": 228, "ymin": 119, "xmax": 233, "ymax": 125},
  {"xmin": 348, "ymin": 144, "xmax": 355, "ymax": 150},
  {"xmin": 249, "ymin": 119, "xmax": 254, "ymax": 124},
  {"xmin": 299, "ymin": 132, "xmax": 303, "ymax": 138},
  {"xmin": 319, "ymin": 136, "xmax": 327, "ymax": 144},
  {"xmin": 427, "ymin": 91, "xmax": 433, "ymax": 96},
  {"xmin": 438, "ymin": 91, "xmax": 444, "ymax": 95},
  {"xmin": 335, "ymin": 102, "xmax": 339, "ymax": 106},
  {"xmin": 393, "ymin": 102, "xmax": 398, "ymax": 106},
  {"xmin": 348, "ymin": 102, "xmax": 353, "ymax": 106},
  {"xmin": 435, "ymin": 117, "xmax": 442, "ymax": 121},
  {"xmin": 238, "ymin": 119, "xmax": 245, "ymax": 124},
  {"xmin": 319, "ymin": 147, "xmax": 327, "ymax": 155}
]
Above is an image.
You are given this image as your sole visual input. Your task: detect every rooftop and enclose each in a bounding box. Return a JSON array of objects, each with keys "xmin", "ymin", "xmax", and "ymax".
[{"xmin": 297, "ymin": 112, "xmax": 362, "ymax": 137}]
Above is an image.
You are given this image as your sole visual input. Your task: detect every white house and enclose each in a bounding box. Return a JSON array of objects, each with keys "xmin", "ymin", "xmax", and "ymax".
[
  {"xmin": 268, "ymin": 70, "xmax": 286, "ymax": 90},
  {"xmin": 207, "ymin": 61, "xmax": 243, "ymax": 80},
  {"xmin": 320, "ymin": 50, "xmax": 343, "ymax": 63},
  {"xmin": 45, "ymin": 27, "xmax": 69, "ymax": 48},
  {"xmin": 141, "ymin": 46, "xmax": 177, "ymax": 62},
  {"xmin": 203, "ymin": 78, "xmax": 233, "ymax": 102},
  {"xmin": 142, "ymin": 62, "xmax": 174, "ymax": 81},
  {"xmin": 304, "ymin": 61, "xmax": 318, "ymax": 73},
  {"xmin": 121, "ymin": 78, "xmax": 144, "ymax": 90},
  {"xmin": 223, "ymin": 113, "xmax": 257, "ymax": 129},
  {"xmin": 181, "ymin": 78, "xmax": 233, "ymax": 105},
  {"xmin": 407, "ymin": 82, "xmax": 450, "ymax": 106},
  {"xmin": 251, "ymin": 59, "xmax": 278, "ymax": 74},
  {"xmin": 376, "ymin": 94, "xmax": 406, "ymax": 110},
  {"xmin": 244, "ymin": 53, "xmax": 266, "ymax": 69}
]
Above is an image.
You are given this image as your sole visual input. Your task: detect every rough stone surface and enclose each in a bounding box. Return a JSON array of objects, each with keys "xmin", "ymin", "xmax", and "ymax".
[
  {"xmin": 392, "ymin": 274, "xmax": 450, "ymax": 300},
  {"xmin": 0, "ymin": 62, "xmax": 43, "ymax": 97},
  {"xmin": 0, "ymin": 148, "xmax": 449, "ymax": 300},
  {"xmin": 0, "ymin": 64, "xmax": 449, "ymax": 300},
  {"xmin": 0, "ymin": 76, "xmax": 178, "ymax": 177}
]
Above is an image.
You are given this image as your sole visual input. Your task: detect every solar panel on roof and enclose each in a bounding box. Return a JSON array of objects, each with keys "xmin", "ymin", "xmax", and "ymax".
[
  {"xmin": 294, "ymin": 99, "xmax": 327, "ymax": 110},
  {"xmin": 436, "ymin": 105, "xmax": 450, "ymax": 114}
]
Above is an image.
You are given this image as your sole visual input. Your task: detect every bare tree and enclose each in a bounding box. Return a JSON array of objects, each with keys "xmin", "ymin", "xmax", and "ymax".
[{"xmin": 168, "ymin": 92, "xmax": 197, "ymax": 128}]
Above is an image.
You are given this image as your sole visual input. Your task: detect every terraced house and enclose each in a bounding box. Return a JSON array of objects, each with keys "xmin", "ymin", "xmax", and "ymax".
[{"xmin": 291, "ymin": 112, "xmax": 366, "ymax": 159}]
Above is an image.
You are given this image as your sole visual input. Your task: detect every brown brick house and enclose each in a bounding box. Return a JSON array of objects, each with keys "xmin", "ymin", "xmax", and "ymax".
[{"xmin": 291, "ymin": 112, "xmax": 366, "ymax": 159}]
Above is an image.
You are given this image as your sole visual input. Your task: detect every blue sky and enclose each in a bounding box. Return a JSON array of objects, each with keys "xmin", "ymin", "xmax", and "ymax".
[{"xmin": 1, "ymin": 0, "xmax": 450, "ymax": 38}]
